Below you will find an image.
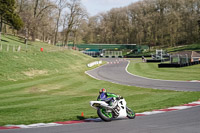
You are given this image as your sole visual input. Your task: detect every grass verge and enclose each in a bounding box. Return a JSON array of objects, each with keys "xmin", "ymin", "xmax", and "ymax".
[{"xmin": 127, "ymin": 60, "xmax": 200, "ymax": 81}]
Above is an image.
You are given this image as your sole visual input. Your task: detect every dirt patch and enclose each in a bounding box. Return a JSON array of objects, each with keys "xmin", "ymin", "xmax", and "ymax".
[
  {"xmin": 40, "ymin": 84, "xmax": 62, "ymax": 92},
  {"xmin": 27, "ymin": 84, "xmax": 62, "ymax": 93},
  {"xmin": 23, "ymin": 69, "xmax": 48, "ymax": 77},
  {"xmin": 29, "ymin": 87, "xmax": 40, "ymax": 93}
]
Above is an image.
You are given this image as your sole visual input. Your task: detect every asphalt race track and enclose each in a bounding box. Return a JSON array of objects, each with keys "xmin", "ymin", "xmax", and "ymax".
[
  {"xmin": 1, "ymin": 106, "xmax": 200, "ymax": 133},
  {"xmin": 86, "ymin": 58, "xmax": 200, "ymax": 92},
  {"xmin": 1, "ymin": 58, "xmax": 200, "ymax": 133}
]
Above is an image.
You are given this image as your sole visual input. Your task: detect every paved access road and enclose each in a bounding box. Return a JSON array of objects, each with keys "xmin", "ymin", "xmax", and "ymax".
[
  {"xmin": 1, "ymin": 106, "xmax": 200, "ymax": 133},
  {"xmin": 86, "ymin": 58, "xmax": 200, "ymax": 91}
]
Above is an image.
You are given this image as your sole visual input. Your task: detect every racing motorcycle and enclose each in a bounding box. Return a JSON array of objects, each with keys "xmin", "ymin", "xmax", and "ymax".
[{"xmin": 90, "ymin": 96, "xmax": 135, "ymax": 122}]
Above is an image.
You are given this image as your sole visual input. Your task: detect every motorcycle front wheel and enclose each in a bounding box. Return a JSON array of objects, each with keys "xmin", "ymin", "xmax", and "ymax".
[
  {"xmin": 126, "ymin": 107, "xmax": 136, "ymax": 119},
  {"xmin": 97, "ymin": 108, "xmax": 113, "ymax": 122}
]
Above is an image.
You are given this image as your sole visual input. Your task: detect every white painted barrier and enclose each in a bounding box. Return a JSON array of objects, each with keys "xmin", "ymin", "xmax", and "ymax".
[{"xmin": 87, "ymin": 60, "xmax": 102, "ymax": 67}]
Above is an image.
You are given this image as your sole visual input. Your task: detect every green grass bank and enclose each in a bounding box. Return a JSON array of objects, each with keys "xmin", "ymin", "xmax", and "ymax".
[{"xmin": 0, "ymin": 35, "xmax": 200, "ymax": 126}]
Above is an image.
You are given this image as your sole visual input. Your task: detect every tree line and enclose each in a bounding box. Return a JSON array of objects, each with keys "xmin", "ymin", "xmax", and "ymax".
[
  {"xmin": 84, "ymin": 0, "xmax": 200, "ymax": 48},
  {"xmin": 0, "ymin": 0, "xmax": 200, "ymax": 48},
  {"xmin": 0, "ymin": 0, "xmax": 87, "ymax": 45}
]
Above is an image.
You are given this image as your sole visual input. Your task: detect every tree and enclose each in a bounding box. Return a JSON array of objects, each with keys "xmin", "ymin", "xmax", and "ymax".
[
  {"xmin": 82, "ymin": 0, "xmax": 200, "ymax": 47},
  {"xmin": 63, "ymin": 0, "xmax": 87, "ymax": 45},
  {"xmin": 17, "ymin": 0, "xmax": 58, "ymax": 43},
  {"xmin": 54, "ymin": 0, "xmax": 68, "ymax": 45},
  {"xmin": 0, "ymin": 0, "xmax": 23, "ymax": 42},
  {"xmin": 31, "ymin": 0, "xmax": 56, "ymax": 41}
]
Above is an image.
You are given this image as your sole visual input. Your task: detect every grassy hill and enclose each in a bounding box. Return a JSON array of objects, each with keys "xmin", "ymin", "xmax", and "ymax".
[
  {"xmin": 0, "ymin": 34, "xmax": 96, "ymax": 84},
  {"xmin": 167, "ymin": 43, "xmax": 200, "ymax": 52},
  {"xmin": 126, "ymin": 42, "xmax": 200, "ymax": 57},
  {"xmin": 0, "ymin": 35, "xmax": 200, "ymax": 126},
  {"xmin": 0, "ymin": 48, "xmax": 94, "ymax": 83}
]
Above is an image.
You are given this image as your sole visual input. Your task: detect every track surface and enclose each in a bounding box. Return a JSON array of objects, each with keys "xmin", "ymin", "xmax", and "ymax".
[
  {"xmin": 86, "ymin": 58, "xmax": 200, "ymax": 91},
  {"xmin": 1, "ymin": 106, "xmax": 200, "ymax": 133},
  {"xmin": 1, "ymin": 58, "xmax": 200, "ymax": 133}
]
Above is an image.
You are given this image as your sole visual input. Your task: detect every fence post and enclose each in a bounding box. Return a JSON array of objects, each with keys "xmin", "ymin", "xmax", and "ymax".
[
  {"xmin": 0, "ymin": 44, "xmax": 2, "ymax": 51},
  {"xmin": 17, "ymin": 45, "xmax": 21, "ymax": 52},
  {"xmin": 170, "ymin": 55, "xmax": 172, "ymax": 64},
  {"xmin": 186, "ymin": 54, "xmax": 188, "ymax": 65},
  {"xmin": 178, "ymin": 54, "xmax": 180, "ymax": 64},
  {"xmin": 13, "ymin": 45, "xmax": 15, "ymax": 52},
  {"xmin": 7, "ymin": 44, "xmax": 9, "ymax": 52}
]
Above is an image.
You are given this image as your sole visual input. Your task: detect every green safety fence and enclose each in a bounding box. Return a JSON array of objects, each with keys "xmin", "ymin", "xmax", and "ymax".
[{"xmin": 67, "ymin": 44, "xmax": 138, "ymax": 50}]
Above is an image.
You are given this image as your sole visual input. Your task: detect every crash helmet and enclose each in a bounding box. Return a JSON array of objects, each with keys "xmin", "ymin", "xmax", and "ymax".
[{"xmin": 99, "ymin": 88, "xmax": 106, "ymax": 93}]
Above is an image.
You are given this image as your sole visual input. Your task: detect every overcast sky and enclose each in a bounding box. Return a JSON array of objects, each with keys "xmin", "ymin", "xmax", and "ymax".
[{"xmin": 81, "ymin": 0, "xmax": 139, "ymax": 16}]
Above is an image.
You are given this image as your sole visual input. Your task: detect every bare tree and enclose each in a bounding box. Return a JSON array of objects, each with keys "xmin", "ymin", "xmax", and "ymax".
[
  {"xmin": 82, "ymin": 0, "xmax": 200, "ymax": 47},
  {"xmin": 63, "ymin": 0, "xmax": 87, "ymax": 45},
  {"xmin": 31, "ymin": 0, "xmax": 56, "ymax": 41},
  {"xmin": 54, "ymin": 0, "xmax": 68, "ymax": 45},
  {"xmin": 11, "ymin": 0, "xmax": 200, "ymax": 47}
]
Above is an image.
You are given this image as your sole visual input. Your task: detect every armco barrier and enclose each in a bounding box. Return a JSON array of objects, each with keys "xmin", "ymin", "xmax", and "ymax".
[{"xmin": 87, "ymin": 61, "xmax": 102, "ymax": 67}]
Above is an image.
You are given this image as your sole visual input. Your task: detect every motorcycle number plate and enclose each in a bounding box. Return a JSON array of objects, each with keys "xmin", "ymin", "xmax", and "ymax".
[{"xmin": 93, "ymin": 103, "xmax": 100, "ymax": 107}]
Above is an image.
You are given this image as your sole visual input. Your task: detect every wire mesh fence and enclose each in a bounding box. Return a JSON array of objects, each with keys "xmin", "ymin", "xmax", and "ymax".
[
  {"xmin": 104, "ymin": 51, "xmax": 123, "ymax": 57},
  {"xmin": 0, "ymin": 43, "xmax": 77, "ymax": 53},
  {"xmin": 170, "ymin": 54, "xmax": 191, "ymax": 65}
]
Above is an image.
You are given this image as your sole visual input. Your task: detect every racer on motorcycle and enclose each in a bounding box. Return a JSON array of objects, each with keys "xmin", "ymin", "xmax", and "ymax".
[{"xmin": 97, "ymin": 88, "xmax": 120, "ymax": 107}]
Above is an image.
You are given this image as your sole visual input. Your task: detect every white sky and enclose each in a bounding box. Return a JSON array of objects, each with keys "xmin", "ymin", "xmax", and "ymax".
[{"xmin": 81, "ymin": 0, "xmax": 140, "ymax": 16}]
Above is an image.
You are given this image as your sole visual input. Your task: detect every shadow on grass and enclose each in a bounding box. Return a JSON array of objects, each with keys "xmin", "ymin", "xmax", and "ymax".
[
  {"xmin": 1, "ymin": 39, "xmax": 9, "ymax": 42},
  {"xmin": 5, "ymin": 35, "xmax": 24, "ymax": 44},
  {"xmin": 77, "ymin": 116, "xmax": 85, "ymax": 120}
]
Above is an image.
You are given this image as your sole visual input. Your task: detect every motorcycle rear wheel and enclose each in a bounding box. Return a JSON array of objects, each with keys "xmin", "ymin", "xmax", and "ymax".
[
  {"xmin": 126, "ymin": 107, "xmax": 136, "ymax": 119},
  {"xmin": 97, "ymin": 108, "xmax": 113, "ymax": 122}
]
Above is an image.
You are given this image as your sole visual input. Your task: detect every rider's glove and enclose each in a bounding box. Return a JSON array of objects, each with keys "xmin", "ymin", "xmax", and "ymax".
[{"xmin": 116, "ymin": 96, "xmax": 120, "ymax": 100}]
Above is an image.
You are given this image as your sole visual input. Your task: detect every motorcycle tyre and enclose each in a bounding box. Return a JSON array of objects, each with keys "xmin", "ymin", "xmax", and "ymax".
[
  {"xmin": 126, "ymin": 107, "xmax": 136, "ymax": 119},
  {"xmin": 97, "ymin": 108, "xmax": 112, "ymax": 122}
]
